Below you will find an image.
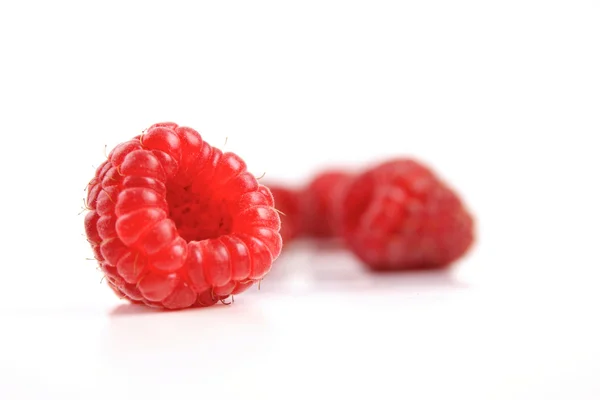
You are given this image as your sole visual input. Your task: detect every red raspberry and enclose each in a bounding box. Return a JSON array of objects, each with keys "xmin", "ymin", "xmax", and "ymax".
[
  {"xmin": 84, "ymin": 122, "xmax": 282, "ymax": 309},
  {"xmin": 266, "ymin": 184, "xmax": 303, "ymax": 244},
  {"xmin": 300, "ymin": 170, "xmax": 353, "ymax": 238},
  {"xmin": 340, "ymin": 159, "xmax": 474, "ymax": 271}
]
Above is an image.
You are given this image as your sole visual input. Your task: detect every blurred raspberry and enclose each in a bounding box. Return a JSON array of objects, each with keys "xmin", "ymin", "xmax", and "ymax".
[
  {"xmin": 267, "ymin": 184, "xmax": 303, "ymax": 244},
  {"xmin": 301, "ymin": 170, "xmax": 353, "ymax": 238},
  {"xmin": 340, "ymin": 159, "xmax": 474, "ymax": 271}
]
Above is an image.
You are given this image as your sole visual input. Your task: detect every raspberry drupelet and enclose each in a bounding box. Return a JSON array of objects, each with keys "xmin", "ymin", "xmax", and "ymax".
[{"xmin": 84, "ymin": 122, "xmax": 282, "ymax": 309}]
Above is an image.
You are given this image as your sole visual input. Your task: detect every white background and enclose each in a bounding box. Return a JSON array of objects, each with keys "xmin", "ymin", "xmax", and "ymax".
[{"xmin": 1, "ymin": 1, "xmax": 599, "ymax": 399}]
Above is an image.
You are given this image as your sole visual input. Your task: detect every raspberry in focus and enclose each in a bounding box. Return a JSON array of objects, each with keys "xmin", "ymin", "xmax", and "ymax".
[{"xmin": 84, "ymin": 122, "xmax": 282, "ymax": 309}]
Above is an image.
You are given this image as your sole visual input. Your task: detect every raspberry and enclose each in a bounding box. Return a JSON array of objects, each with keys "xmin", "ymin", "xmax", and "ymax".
[
  {"xmin": 266, "ymin": 184, "xmax": 303, "ymax": 244},
  {"xmin": 300, "ymin": 170, "xmax": 353, "ymax": 238},
  {"xmin": 84, "ymin": 122, "xmax": 282, "ymax": 309},
  {"xmin": 340, "ymin": 159, "xmax": 474, "ymax": 271}
]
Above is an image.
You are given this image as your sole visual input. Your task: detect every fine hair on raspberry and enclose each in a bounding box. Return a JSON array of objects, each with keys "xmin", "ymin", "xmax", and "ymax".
[{"xmin": 84, "ymin": 122, "xmax": 282, "ymax": 310}]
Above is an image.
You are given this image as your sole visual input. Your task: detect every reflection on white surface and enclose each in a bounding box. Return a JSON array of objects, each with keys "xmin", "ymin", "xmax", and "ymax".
[
  {"xmin": 1, "ymin": 244, "xmax": 599, "ymax": 399},
  {"xmin": 257, "ymin": 239, "xmax": 471, "ymax": 297},
  {"xmin": 95, "ymin": 245, "xmax": 483, "ymax": 400}
]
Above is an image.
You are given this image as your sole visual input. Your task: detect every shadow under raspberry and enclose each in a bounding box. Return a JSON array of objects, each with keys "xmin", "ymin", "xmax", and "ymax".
[
  {"xmin": 109, "ymin": 300, "xmax": 234, "ymax": 317},
  {"xmin": 257, "ymin": 239, "xmax": 470, "ymax": 295}
]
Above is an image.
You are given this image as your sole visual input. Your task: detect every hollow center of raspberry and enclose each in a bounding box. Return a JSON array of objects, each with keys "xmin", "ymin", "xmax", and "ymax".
[{"xmin": 166, "ymin": 184, "xmax": 233, "ymax": 242}]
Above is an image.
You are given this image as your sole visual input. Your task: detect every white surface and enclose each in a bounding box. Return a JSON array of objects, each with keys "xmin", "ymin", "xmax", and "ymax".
[{"xmin": 1, "ymin": 1, "xmax": 599, "ymax": 399}]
